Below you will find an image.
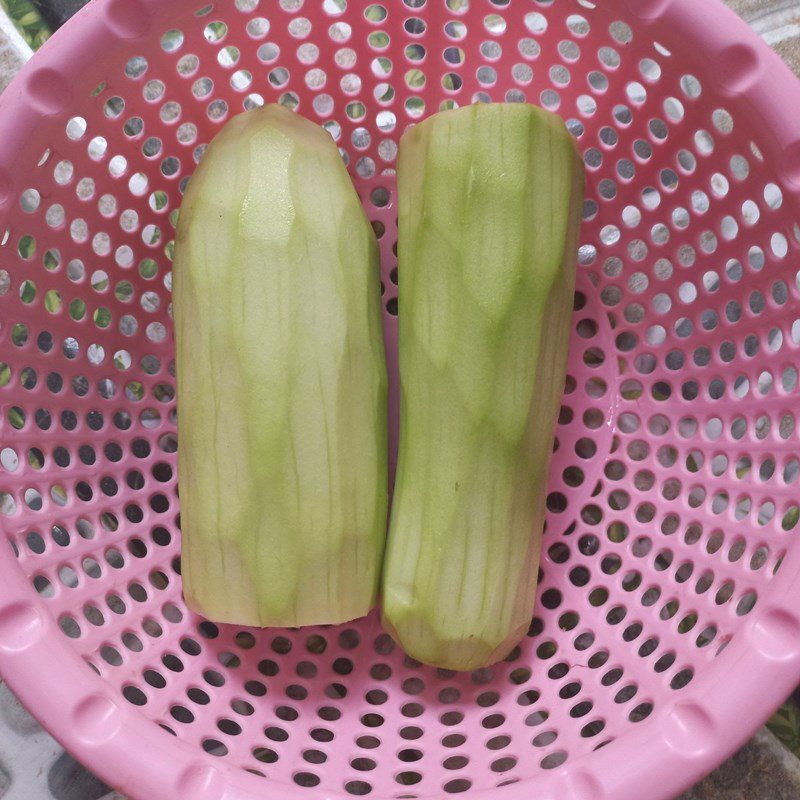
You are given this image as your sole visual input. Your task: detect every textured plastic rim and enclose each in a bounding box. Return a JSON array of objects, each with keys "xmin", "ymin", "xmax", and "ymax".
[{"xmin": 1, "ymin": 1, "xmax": 800, "ymax": 799}]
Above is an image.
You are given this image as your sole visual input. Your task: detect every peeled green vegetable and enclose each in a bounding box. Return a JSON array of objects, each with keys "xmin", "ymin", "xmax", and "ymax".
[
  {"xmin": 382, "ymin": 103, "xmax": 584, "ymax": 670},
  {"xmin": 174, "ymin": 104, "xmax": 388, "ymax": 628}
]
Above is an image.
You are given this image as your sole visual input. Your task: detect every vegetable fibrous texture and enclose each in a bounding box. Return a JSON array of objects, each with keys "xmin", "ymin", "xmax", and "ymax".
[
  {"xmin": 174, "ymin": 105, "xmax": 389, "ymax": 628},
  {"xmin": 382, "ymin": 102, "xmax": 585, "ymax": 670}
]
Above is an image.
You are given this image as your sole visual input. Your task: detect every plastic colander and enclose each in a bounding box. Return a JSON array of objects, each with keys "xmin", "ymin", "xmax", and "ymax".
[{"xmin": 1, "ymin": 0, "xmax": 800, "ymax": 798}]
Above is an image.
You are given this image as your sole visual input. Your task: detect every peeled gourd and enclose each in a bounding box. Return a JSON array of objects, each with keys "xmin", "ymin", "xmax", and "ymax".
[
  {"xmin": 174, "ymin": 104, "xmax": 388, "ymax": 628},
  {"xmin": 382, "ymin": 103, "xmax": 584, "ymax": 670}
]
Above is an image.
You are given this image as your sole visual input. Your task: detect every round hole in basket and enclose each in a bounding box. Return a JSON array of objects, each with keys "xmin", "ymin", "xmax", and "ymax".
[{"xmin": 1, "ymin": 1, "xmax": 800, "ymax": 799}]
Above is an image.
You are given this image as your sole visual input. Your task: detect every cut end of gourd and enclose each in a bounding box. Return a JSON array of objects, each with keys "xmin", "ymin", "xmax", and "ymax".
[
  {"xmin": 183, "ymin": 535, "xmax": 380, "ymax": 629},
  {"xmin": 381, "ymin": 600, "xmax": 528, "ymax": 672}
]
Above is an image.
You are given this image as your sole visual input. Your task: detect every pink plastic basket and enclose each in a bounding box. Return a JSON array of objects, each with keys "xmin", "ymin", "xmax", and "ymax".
[{"xmin": 1, "ymin": 0, "xmax": 800, "ymax": 798}]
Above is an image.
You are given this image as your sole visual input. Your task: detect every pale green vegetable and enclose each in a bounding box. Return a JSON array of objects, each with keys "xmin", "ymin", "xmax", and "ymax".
[
  {"xmin": 175, "ymin": 104, "xmax": 388, "ymax": 627},
  {"xmin": 383, "ymin": 103, "xmax": 584, "ymax": 670}
]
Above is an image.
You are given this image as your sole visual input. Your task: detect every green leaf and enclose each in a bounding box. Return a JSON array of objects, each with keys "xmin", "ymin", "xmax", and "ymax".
[
  {"xmin": 139, "ymin": 258, "xmax": 158, "ymax": 279},
  {"xmin": 44, "ymin": 289, "xmax": 61, "ymax": 313},
  {"xmin": 114, "ymin": 281, "xmax": 134, "ymax": 303},
  {"xmin": 93, "ymin": 306, "xmax": 112, "ymax": 328},
  {"xmin": 368, "ymin": 31, "xmax": 389, "ymax": 48},
  {"xmin": 11, "ymin": 323, "xmax": 27, "ymax": 346},
  {"xmin": 17, "ymin": 234, "xmax": 35, "ymax": 259},
  {"xmin": 782, "ymin": 505, "xmax": 800, "ymax": 531},
  {"xmin": 365, "ymin": 5, "xmax": 387, "ymax": 22},
  {"xmin": 69, "ymin": 299, "xmax": 86, "ymax": 320},
  {"xmin": 405, "ymin": 69, "xmax": 425, "ymax": 88},
  {"xmin": 19, "ymin": 279, "xmax": 35, "ymax": 304},
  {"xmin": 1, "ymin": 0, "xmax": 51, "ymax": 48},
  {"xmin": 43, "ymin": 249, "xmax": 60, "ymax": 271},
  {"xmin": 768, "ymin": 701, "xmax": 800, "ymax": 757}
]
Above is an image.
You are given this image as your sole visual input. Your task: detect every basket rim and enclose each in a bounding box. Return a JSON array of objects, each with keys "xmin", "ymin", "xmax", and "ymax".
[{"xmin": 1, "ymin": 1, "xmax": 800, "ymax": 799}]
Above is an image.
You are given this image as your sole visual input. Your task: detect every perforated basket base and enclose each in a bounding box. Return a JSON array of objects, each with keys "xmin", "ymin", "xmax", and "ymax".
[{"xmin": 2, "ymin": 1, "xmax": 800, "ymax": 799}]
